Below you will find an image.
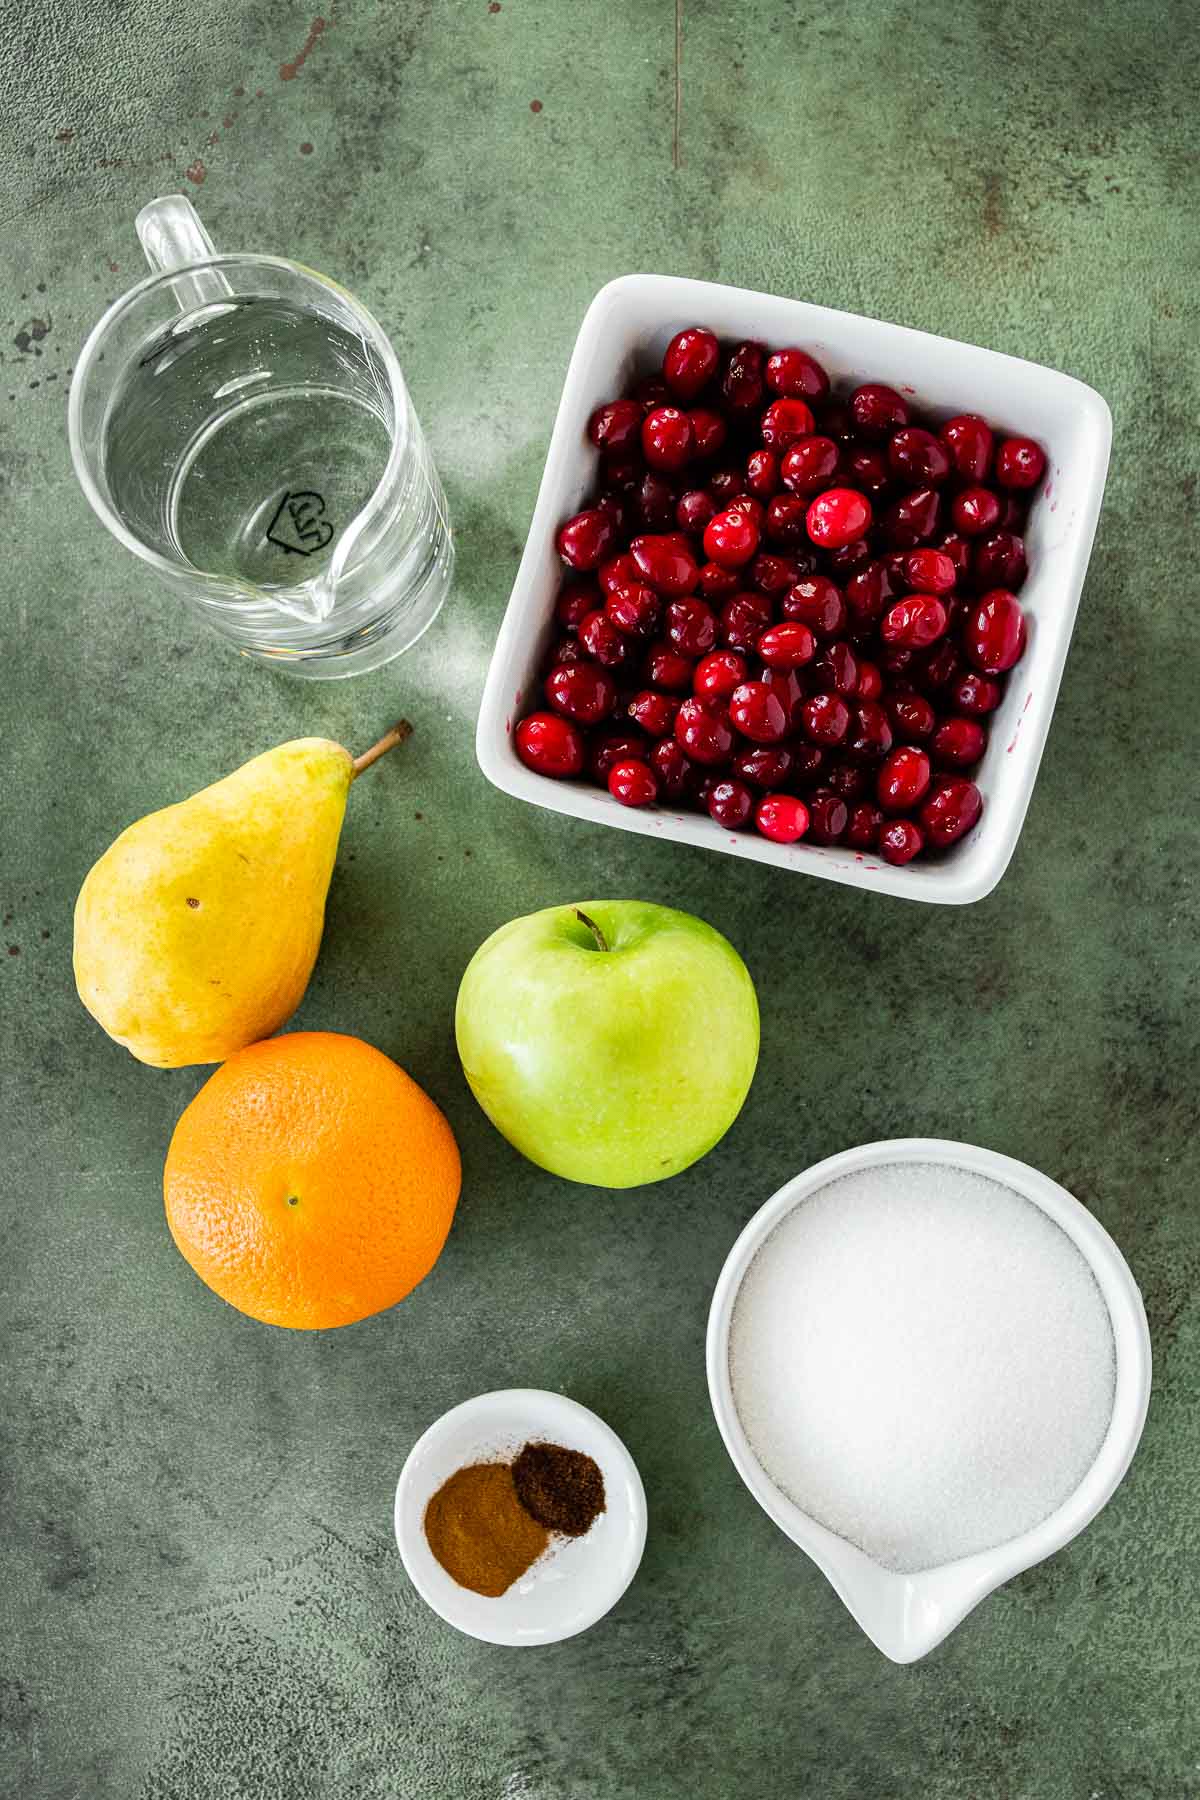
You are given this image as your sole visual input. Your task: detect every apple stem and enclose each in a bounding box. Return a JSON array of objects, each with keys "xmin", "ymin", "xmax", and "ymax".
[
  {"xmin": 575, "ymin": 908, "xmax": 609, "ymax": 952},
  {"xmin": 352, "ymin": 720, "xmax": 412, "ymax": 776}
]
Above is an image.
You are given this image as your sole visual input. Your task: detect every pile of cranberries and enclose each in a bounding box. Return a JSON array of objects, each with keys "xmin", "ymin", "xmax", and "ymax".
[{"xmin": 515, "ymin": 327, "xmax": 1044, "ymax": 865}]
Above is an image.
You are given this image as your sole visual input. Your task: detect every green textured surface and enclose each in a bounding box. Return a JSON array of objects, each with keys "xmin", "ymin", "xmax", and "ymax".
[{"xmin": 3, "ymin": 2, "xmax": 1199, "ymax": 1795}]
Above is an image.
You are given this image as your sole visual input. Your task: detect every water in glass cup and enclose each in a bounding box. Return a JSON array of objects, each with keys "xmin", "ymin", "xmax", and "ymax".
[
  {"xmin": 106, "ymin": 297, "xmax": 395, "ymax": 589},
  {"xmin": 70, "ymin": 196, "xmax": 453, "ymax": 676}
]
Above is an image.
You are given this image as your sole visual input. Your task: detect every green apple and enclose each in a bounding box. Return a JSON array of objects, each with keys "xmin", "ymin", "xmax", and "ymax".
[{"xmin": 455, "ymin": 900, "xmax": 759, "ymax": 1188}]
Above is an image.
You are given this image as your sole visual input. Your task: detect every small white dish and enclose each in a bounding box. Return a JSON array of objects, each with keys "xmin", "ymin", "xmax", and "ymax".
[
  {"xmin": 477, "ymin": 273, "xmax": 1112, "ymax": 904},
  {"xmin": 394, "ymin": 1388, "xmax": 647, "ymax": 1645},
  {"xmin": 706, "ymin": 1138, "xmax": 1151, "ymax": 1663}
]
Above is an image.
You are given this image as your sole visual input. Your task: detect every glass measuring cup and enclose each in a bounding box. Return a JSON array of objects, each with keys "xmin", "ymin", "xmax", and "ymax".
[{"xmin": 69, "ymin": 195, "xmax": 453, "ymax": 678}]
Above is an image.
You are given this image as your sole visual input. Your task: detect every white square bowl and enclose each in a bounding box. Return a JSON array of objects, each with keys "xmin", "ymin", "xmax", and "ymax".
[{"xmin": 476, "ymin": 275, "xmax": 1111, "ymax": 904}]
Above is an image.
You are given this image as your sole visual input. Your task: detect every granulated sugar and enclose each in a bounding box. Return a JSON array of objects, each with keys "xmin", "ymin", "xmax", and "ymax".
[{"xmin": 728, "ymin": 1161, "xmax": 1116, "ymax": 1574}]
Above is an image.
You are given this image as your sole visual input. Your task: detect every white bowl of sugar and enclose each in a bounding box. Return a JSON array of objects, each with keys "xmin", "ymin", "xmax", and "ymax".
[{"xmin": 706, "ymin": 1139, "xmax": 1151, "ymax": 1663}]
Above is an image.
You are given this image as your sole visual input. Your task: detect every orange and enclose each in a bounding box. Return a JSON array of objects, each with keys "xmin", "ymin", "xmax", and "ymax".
[{"xmin": 164, "ymin": 1032, "xmax": 461, "ymax": 1329}]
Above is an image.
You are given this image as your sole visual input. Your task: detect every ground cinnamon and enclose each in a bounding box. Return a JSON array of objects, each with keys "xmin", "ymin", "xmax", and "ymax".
[{"xmin": 423, "ymin": 1463, "xmax": 548, "ymax": 1597}]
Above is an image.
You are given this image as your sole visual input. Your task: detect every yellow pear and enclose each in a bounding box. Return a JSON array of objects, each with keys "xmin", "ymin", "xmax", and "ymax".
[{"xmin": 73, "ymin": 723, "xmax": 408, "ymax": 1068}]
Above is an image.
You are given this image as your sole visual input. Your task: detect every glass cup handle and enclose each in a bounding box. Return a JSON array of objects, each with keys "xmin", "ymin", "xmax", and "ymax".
[{"xmin": 135, "ymin": 194, "xmax": 233, "ymax": 311}]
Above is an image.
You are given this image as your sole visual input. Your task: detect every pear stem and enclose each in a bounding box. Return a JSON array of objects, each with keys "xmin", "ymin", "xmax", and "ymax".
[
  {"xmin": 351, "ymin": 720, "xmax": 412, "ymax": 777},
  {"xmin": 575, "ymin": 908, "xmax": 610, "ymax": 952}
]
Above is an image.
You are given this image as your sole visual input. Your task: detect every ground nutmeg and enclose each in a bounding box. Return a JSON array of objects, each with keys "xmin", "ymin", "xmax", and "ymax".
[{"xmin": 512, "ymin": 1441, "xmax": 606, "ymax": 1536}]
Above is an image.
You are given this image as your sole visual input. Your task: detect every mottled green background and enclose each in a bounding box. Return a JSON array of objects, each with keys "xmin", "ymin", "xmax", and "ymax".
[{"xmin": 3, "ymin": 3, "xmax": 1198, "ymax": 1796}]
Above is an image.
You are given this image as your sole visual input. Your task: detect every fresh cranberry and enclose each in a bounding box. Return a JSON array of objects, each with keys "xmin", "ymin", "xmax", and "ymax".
[
  {"xmin": 790, "ymin": 743, "xmax": 827, "ymax": 783},
  {"xmin": 845, "ymin": 560, "xmax": 897, "ymax": 631},
  {"xmin": 856, "ymin": 659, "xmax": 883, "ymax": 700},
  {"xmin": 877, "ymin": 746, "xmax": 932, "ymax": 811},
  {"xmin": 626, "ymin": 689, "xmax": 680, "ymax": 736},
  {"xmin": 846, "ymin": 445, "xmax": 891, "ymax": 495},
  {"xmin": 885, "ymin": 690, "xmax": 935, "ymax": 739},
  {"xmin": 996, "ymin": 494, "xmax": 1028, "ymax": 532},
  {"xmin": 596, "ymin": 491, "xmax": 631, "ymax": 535},
  {"xmin": 633, "ymin": 374, "xmax": 670, "ymax": 410},
  {"xmin": 939, "ymin": 414, "xmax": 993, "ymax": 482},
  {"xmin": 881, "ymin": 594, "xmax": 948, "ymax": 649},
  {"xmin": 605, "ymin": 582, "xmax": 660, "ymax": 637},
  {"xmin": 760, "ymin": 667, "xmax": 805, "ymax": 731},
  {"xmin": 588, "ymin": 731, "xmax": 644, "ymax": 781},
  {"xmin": 662, "ymin": 326, "xmax": 720, "ymax": 400},
  {"xmin": 850, "ymin": 383, "xmax": 909, "ymax": 437},
  {"xmin": 822, "ymin": 402, "xmax": 856, "ymax": 445},
  {"xmin": 706, "ymin": 779, "xmax": 754, "ymax": 828},
  {"xmin": 801, "ymin": 692, "xmax": 851, "ymax": 745},
  {"xmin": 688, "ymin": 407, "xmax": 727, "ymax": 458},
  {"xmin": 704, "ymin": 507, "xmax": 760, "ymax": 567},
  {"xmin": 600, "ymin": 452, "xmax": 641, "ymax": 496},
  {"xmin": 755, "ymin": 793, "xmax": 810, "ymax": 842},
  {"xmin": 846, "ymin": 699, "xmax": 893, "ymax": 760},
  {"xmin": 904, "ymin": 549, "xmax": 957, "ymax": 594},
  {"xmin": 544, "ymin": 636, "xmax": 586, "ymax": 670},
  {"xmin": 965, "ymin": 589, "xmax": 1026, "ymax": 672},
  {"xmin": 745, "ymin": 449, "xmax": 781, "ymax": 499},
  {"xmin": 879, "ymin": 818, "xmax": 924, "ymax": 864},
  {"xmin": 642, "ymin": 405, "xmax": 694, "ymax": 472},
  {"xmin": 782, "ymin": 575, "xmax": 846, "ymax": 636},
  {"xmin": 765, "ymin": 494, "xmax": 810, "ymax": 545},
  {"xmin": 951, "ymin": 670, "xmax": 1003, "ymax": 715},
  {"xmin": 637, "ymin": 473, "xmax": 679, "ymax": 530},
  {"xmin": 973, "ymin": 530, "xmax": 1027, "ymax": 591},
  {"xmin": 722, "ymin": 340, "xmax": 767, "ymax": 411},
  {"xmin": 729, "ymin": 681, "xmax": 789, "ymax": 743},
  {"xmin": 608, "ymin": 759, "xmax": 658, "ymax": 807},
  {"xmin": 665, "ymin": 595, "xmax": 719, "ymax": 656},
  {"xmin": 825, "ymin": 758, "xmax": 868, "ymax": 800},
  {"xmin": 580, "ymin": 609, "xmax": 636, "ymax": 667},
  {"xmin": 952, "ymin": 485, "xmax": 1002, "ymax": 536},
  {"xmin": 889, "ymin": 427, "xmax": 952, "ymax": 486},
  {"xmin": 811, "ymin": 641, "xmax": 859, "ymax": 696},
  {"xmin": 556, "ymin": 584, "xmax": 598, "ymax": 632},
  {"xmin": 806, "ymin": 790, "xmax": 849, "ymax": 844},
  {"xmin": 728, "ymin": 494, "xmax": 766, "ymax": 530},
  {"xmin": 587, "ymin": 397, "xmax": 643, "ymax": 455},
  {"xmin": 750, "ymin": 552, "xmax": 801, "ymax": 596},
  {"xmin": 932, "ymin": 717, "xmax": 986, "ymax": 768},
  {"xmin": 645, "ymin": 643, "xmax": 694, "ymax": 691},
  {"xmin": 883, "ymin": 487, "xmax": 941, "ymax": 548},
  {"xmin": 650, "ymin": 737, "xmax": 692, "ymax": 798},
  {"xmin": 698, "ymin": 560, "xmax": 741, "ymax": 601},
  {"xmin": 556, "ymin": 508, "xmax": 616, "ymax": 570},
  {"xmin": 881, "ymin": 645, "xmax": 914, "ymax": 677},
  {"xmin": 914, "ymin": 639, "xmax": 962, "ymax": 692},
  {"xmin": 694, "ymin": 649, "xmax": 748, "ymax": 702},
  {"xmin": 630, "ymin": 533, "xmax": 700, "ymax": 595},
  {"xmin": 708, "ymin": 466, "xmax": 744, "ymax": 503},
  {"xmin": 721, "ymin": 591, "xmax": 773, "ymax": 651},
  {"xmin": 676, "ymin": 489, "xmax": 716, "ymax": 535},
  {"xmin": 516, "ymin": 712, "xmax": 584, "ymax": 778},
  {"xmin": 994, "ymin": 436, "xmax": 1046, "ymax": 490},
  {"xmin": 757, "ymin": 622, "xmax": 817, "ymax": 670},
  {"xmin": 845, "ymin": 802, "xmax": 885, "ymax": 849},
  {"xmin": 545, "ymin": 661, "xmax": 617, "ymax": 724},
  {"xmin": 780, "ymin": 435, "xmax": 841, "ymax": 495},
  {"xmin": 765, "ymin": 347, "xmax": 830, "ymax": 401},
  {"xmin": 806, "ymin": 487, "xmax": 872, "ymax": 550},
  {"xmin": 599, "ymin": 553, "xmax": 639, "ymax": 596},
  {"xmin": 675, "ymin": 699, "xmax": 734, "ymax": 765},
  {"xmin": 921, "ymin": 777, "xmax": 983, "ymax": 845},
  {"xmin": 733, "ymin": 744, "xmax": 796, "ymax": 788},
  {"xmin": 761, "ymin": 397, "xmax": 816, "ymax": 450},
  {"xmin": 938, "ymin": 532, "xmax": 973, "ymax": 579}
]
